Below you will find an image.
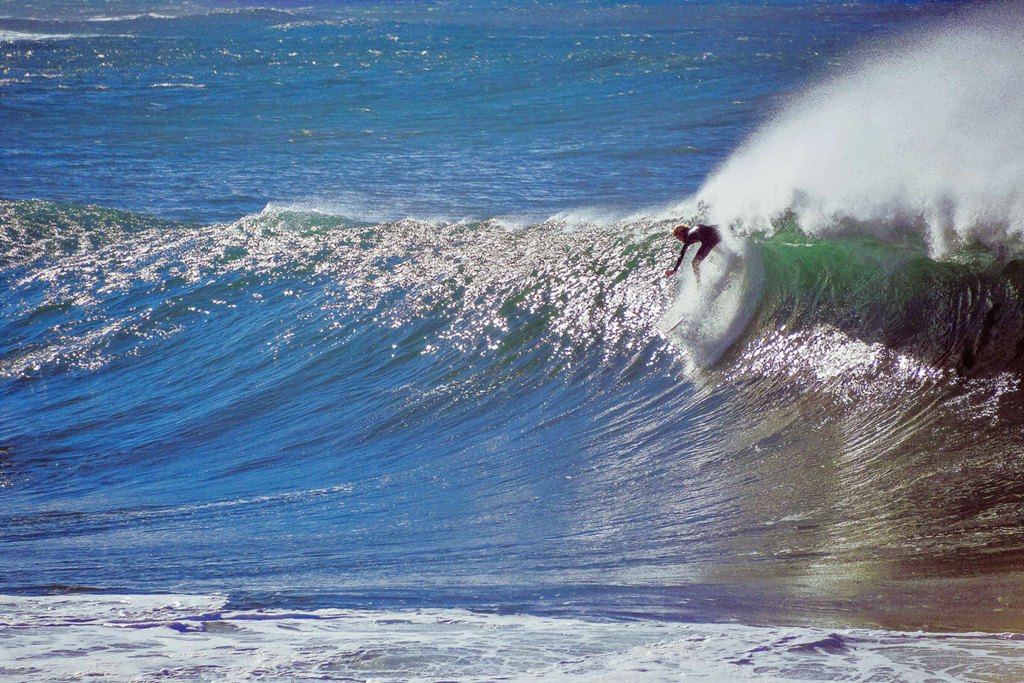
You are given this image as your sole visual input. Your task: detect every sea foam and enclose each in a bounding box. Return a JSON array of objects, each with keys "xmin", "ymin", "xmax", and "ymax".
[{"xmin": 2, "ymin": 594, "xmax": 1022, "ymax": 682}]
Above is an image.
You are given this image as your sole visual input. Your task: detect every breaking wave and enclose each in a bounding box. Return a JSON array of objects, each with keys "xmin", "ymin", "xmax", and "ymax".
[
  {"xmin": 685, "ymin": 3, "xmax": 1024, "ymax": 255},
  {"xmin": 3, "ymin": 199, "xmax": 1023, "ymax": 619}
]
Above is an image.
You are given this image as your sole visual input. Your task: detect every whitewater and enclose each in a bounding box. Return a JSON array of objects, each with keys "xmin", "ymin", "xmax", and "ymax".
[{"xmin": 3, "ymin": 1, "xmax": 1024, "ymax": 681}]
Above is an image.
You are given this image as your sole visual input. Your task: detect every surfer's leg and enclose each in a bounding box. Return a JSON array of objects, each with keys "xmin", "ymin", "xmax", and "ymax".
[{"xmin": 691, "ymin": 241, "xmax": 715, "ymax": 282}]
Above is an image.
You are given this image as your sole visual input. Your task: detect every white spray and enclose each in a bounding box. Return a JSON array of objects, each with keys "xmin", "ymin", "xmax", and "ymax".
[
  {"xmin": 660, "ymin": 4, "xmax": 1024, "ymax": 366},
  {"xmin": 688, "ymin": 4, "xmax": 1024, "ymax": 255},
  {"xmin": 659, "ymin": 237, "xmax": 762, "ymax": 369}
]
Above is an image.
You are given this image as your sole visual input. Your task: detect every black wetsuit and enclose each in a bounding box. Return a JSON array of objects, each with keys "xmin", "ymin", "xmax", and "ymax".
[{"xmin": 671, "ymin": 224, "xmax": 720, "ymax": 274}]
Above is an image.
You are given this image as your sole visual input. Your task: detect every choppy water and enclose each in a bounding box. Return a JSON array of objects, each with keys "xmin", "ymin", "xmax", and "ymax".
[{"xmin": 3, "ymin": 2, "xmax": 1024, "ymax": 681}]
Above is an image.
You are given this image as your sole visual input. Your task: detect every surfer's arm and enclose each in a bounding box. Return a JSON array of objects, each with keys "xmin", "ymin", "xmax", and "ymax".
[{"xmin": 665, "ymin": 245, "xmax": 690, "ymax": 276}]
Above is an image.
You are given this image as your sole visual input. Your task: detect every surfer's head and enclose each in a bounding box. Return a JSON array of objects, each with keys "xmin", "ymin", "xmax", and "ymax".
[{"xmin": 673, "ymin": 224, "xmax": 690, "ymax": 241}]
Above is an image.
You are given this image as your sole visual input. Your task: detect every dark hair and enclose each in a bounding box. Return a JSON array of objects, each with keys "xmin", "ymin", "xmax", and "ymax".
[{"xmin": 673, "ymin": 224, "xmax": 689, "ymax": 239}]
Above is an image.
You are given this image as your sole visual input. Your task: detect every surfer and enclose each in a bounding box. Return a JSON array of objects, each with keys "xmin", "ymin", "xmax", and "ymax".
[{"xmin": 664, "ymin": 223, "xmax": 721, "ymax": 281}]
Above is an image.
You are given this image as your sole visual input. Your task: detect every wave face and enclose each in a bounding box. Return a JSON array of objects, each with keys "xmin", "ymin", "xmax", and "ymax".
[
  {"xmin": 690, "ymin": 3, "xmax": 1024, "ymax": 253},
  {"xmin": 3, "ymin": 198, "xmax": 1024, "ymax": 631}
]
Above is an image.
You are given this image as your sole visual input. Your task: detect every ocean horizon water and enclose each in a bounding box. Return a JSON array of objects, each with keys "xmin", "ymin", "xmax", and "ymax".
[{"xmin": 3, "ymin": 1, "xmax": 1024, "ymax": 680}]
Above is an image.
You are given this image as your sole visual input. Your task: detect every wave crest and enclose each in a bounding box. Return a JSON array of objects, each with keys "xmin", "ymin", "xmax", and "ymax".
[{"xmin": 688, "ymin": 4, "xmax": 1024, "ymax": 255}]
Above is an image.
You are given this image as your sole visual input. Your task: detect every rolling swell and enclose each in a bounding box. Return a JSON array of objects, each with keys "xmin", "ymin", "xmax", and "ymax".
[{"xmin": 2, "ymin": 198, "xmax": 1024, "ymax": 627}]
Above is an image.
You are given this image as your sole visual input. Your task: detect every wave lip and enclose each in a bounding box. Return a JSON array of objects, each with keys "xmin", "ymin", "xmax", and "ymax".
[{"xmin": 691, "ymin": 4, "xmax": 1024, "ymax": 254}]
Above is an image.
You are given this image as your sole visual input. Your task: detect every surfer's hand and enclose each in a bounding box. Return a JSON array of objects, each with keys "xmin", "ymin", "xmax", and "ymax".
[{"xmin": 664, "ymin": 269, "xmax": 675, "ymax": 277}]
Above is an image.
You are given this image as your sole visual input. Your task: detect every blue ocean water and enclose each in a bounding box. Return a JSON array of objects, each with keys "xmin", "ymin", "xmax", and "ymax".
[
  {"xmin": 2, "ymin": 0, "xmax": 948, "ymax": 223},
  {"xmin": 4, "ymin": 3, "xmax": 1024, "ymax": 674}
]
